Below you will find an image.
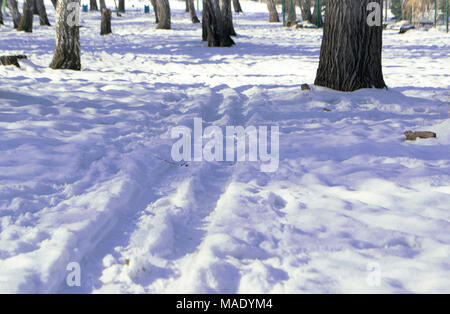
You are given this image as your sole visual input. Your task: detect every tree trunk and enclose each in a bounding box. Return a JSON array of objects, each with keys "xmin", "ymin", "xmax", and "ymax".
[
  {"xmin": 151, "ymin": 0, "xmax": 158, "ymax": 23},
  {"xmin": 221, "ymin": 0, "xmax": 235, "ymax": 36},
  {"xmin": 90, "ymin": 0, "xmax": 99, "ymax": 11},
  {"xmin": 312, "ymin": 0, "xmax": 323, "ymax": 27},
  {"xmin": 0, "ymin": 4, "xmax": 3, "ymax": 25},
  {"xmin": 51, "ymin": 0, "xmax": 57, "ymax": 9},
  {"xmin": 100, "ymin": 0, "xmax": 106, "ymax": 10},
  {"xmin": 34, "ymin": 0, "xmax": 51, "ymax": 26},
  {"xmin": 7, "ymin": 0, "xmax": 22, "ymax": 28},
  {"xmin": 232, "ymin": 0, "xmax": 242, "ymax": 13},
  {"xmin": 314, "ymin": 0, "xmax": 386, "ymax": 92},
  {"xmin": 101, "ymin": 8, "xmax": 112, "ymax": 35},
  {"xmin": 185, "ymin": 0, "xmax": 189, "ymax": 12},
  {"xmin": 299, "ymin": 0, "xmax": 312, "ymax": 22},
  {"xmin": 188, "ymin": 0, "xmax": 200, "ymax": 23},
  {"xmin": 202, "ymin": 0, "xmax": 234, "ymax": 47},
  {"xmin": 156, "ymin": 0, "xmax": 170, "ymax": 29},
  {"xmin": 118, "ymin": 0, "xmax": 125, "ymax": 12},
  {"xmin": 17, "ymin": 0, "xmax": 34, "ymax": 32},
  {"xmin": 267, "ymin": 0, "xmax": 279, "ymax": 23},
  {"xmin": 50, "ymin": 0, "xmax": 81, "ymax": 70},
  {"xmin": 284, "ymin": 0, "xmax": 296, "ymax": 26}
]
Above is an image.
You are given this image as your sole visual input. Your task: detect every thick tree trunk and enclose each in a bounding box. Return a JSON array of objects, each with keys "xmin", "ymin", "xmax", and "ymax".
[
  {"xmin": 101, "ymin": 8, "xmax": 112, "ymax": 35},
  {"xmin": 312, "ymin": 0, "xmax": 323, "ymax": 27},
  {"xmin": 188, "ymin": 0, "xmax": 200, "ymax": 23},
  {"xmin": 7, "ymin": 0, "xmax": 22, "ymax": 28},
  {"xmin": 314, "ymin": 0, "xmax": 386, "ymax": 92},
  {"xmin": 90, "ymin": 0, "xmax": 99, "ymax": 11},
  {"xmin": 50, "ymin": 0, "xmax": 81, "ymax": 70},
  {"xmin": 232, "ymin": 0, "xmax": 242, "ymax": 13},
  {"xmin": 156, "ymin": 0, "xmax": 170, "ymax": 29},
  {"xmin": 34, "ymin": 0, "xmax": 51, "ymax": 26},
  {"xmin": 221, "ymin": 0, "xmax": 235, "ymax": 36},
  {"xmin": 267, "ymin": 0, "xmax": 279, "ymax": 23},
  {"xmin": 202, "ymin": 0, "xmax": 234, "ymax": 47},
  {"xmin": 284, "ymin": 0, "xmax": 296, "ymax": 26},
  {"xmin": 118, "ymin": 0, "xmax": 125, "ymax": 12},
  {"xmin": 100, "ymin": 0, "xmax": 106, "ymax": 10},
  {"xmin": 299, "ymin": 0, "xmax": 312, "ymax": 22},
  {"xmin": 17, "ymin": 0, "xmax": 34, "ymax": 32},
  {"xmin": 151, "ymin": 0, "xmax": 158, "ymax": 23}
]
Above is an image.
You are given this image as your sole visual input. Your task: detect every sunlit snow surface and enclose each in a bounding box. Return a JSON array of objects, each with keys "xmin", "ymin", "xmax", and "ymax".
[{"xmin": 0, "ymin": 1, "xmax": 449, "ymax": 293}]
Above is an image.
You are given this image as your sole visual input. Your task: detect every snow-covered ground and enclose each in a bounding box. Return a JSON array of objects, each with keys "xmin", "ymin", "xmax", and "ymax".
[{"xmin": 0, "ymin": 1, "xmax": 449, "ymax": 294}]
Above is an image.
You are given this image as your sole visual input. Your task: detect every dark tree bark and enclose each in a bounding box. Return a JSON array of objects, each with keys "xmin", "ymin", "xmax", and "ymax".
[
  {"xmin": 267, "ymin": 0, "xmax": 279, "ymax": 23},
  {"xmin": 232, "ymin": 0, "xmax": 242, "ymax": 13},
  {"xmin": 151, "ymin": 0, "xmax": 158, "ymax": 23},
  {"xmin": 221, "ymin": 0, "xmax": 235, "ymax": 36},
  {"xmin": 50, "ymin": 0, "xmax": 81, "ymax": 70},
  {"xmin": 17, "ymin": 0, "xmax": 34, "ymax": 32},
  {"xmin": 0, "ymin": 4, "xmax": 3, "ymax": 25},
  {"xmin": 7, "ymin": 0, "xmax": 22, "ymax": 28},
  {"xmin": 90, "ymin": 0, "xmax": 99, "ymax": 11},
  {"xmin": 118, "ymin": 0, "xmax": 125, "ymax": 12},
  {"xmin": 156, "ymin": 0, "xmax": 170, "ymax": 29},
  {"xmin": 100, "ymin": 0, "xmax": 106, "ymax": 9},
  {"xmin": 284, "ymin": 0, "xmax": 296, "ymax": 26},
  {"xmin": 312, "ymin": 0, "xmax": 323, "ymax": 27},
  {"xmin": 299, "ymin": 0, "xmax": 312, "ymax": 22},
  {"xmin": 51, "ymin": 0, "xmax": 57, "ymax": 9},
  {"xmin": 101, "ymin": 8, "xmax": 112, "ymax": 35},
  {"xmin": 188, "ymin": 0, "xmax": 200, "ymax": 23},
  {"xmin": 185, "ymin": 0, "xmax": 189, "ymax": 12},
  {"xmin": 314, "ymin": 0, "xmax": 386, "ymax": 92},
  {"xmin": 202, "ymin": 0, "xmax": 234, "ymax": 47},
  {"xmin": 34, "ymin": 0, "xmax": 51, "ymax": 26}
]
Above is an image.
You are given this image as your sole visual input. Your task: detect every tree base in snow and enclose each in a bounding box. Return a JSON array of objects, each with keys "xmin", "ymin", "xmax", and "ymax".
[
  {"xmin": 101, "ymin": 8, "xmax": 112, "ymax": 35},
  {"xmin": 0, "ymin": 55, "xmax": 27, "ymax": 68}
]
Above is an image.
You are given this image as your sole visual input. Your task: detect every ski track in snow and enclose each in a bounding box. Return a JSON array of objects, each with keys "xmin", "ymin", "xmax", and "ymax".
[{"xmin": 0, "ymin": 1, "xmax": 450, "ymax": 293}]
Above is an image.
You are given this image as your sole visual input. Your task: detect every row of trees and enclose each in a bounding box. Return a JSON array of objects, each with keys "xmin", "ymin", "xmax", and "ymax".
[
  {"xmin": 2, "ymin": 0, "xmax": 387, "ymax": 93},
  {"xmin": 391, "ymin": 0, "xmax": 448, "ymax": 22}
]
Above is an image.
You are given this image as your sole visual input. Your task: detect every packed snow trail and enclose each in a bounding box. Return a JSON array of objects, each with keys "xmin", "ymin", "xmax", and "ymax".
[{"xmin": 0, "ymin": 1, "xmax": 449, "ymax": 293}]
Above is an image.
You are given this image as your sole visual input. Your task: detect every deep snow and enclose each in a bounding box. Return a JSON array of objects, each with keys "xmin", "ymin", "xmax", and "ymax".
[{"xmin": 0, "ymin": 1, "xmax": 449, "ymax": 294}]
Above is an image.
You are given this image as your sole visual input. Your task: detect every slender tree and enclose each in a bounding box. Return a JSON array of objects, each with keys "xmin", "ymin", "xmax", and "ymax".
[
  {"xmin": 90, "ymin": 0, "xmax": 99, "ymax": 11},
  {"xmin": 185, "ymin": 0, "xmax": 189, "ymax": 12},
  {"xmin": 50, "ymin": 0, "xmax": 81, "ymax": 70},
  {"xmin": 0, "ymin": 4, "xmax": 3, "ymax": 25},
  {"xmin": 267, "ymin": 0, "xmax": 280, "ymax": 22},
  {"xmin": 187, "ymin": 0, "xmax": 200, "ymax": 23},
  {"xmin": 232, "ymin": 0, "xmax": 243, "ymax": 13},
  {"xmin": 151, "ymin": 0, "xmax": 159, "ymax": 23},
  {"xmin": 221, "ymin": 0, "xmax": 236, "ymax": 36},
  {"xmin": 118, "ymin": 0, "xmax": 125, "ymax": 12},
  {"xmin": 101, "ymin": 8, "xmax": 112, "ymax": 35},
  {"xmin": 17, "ymin": 0, "xmax": 34, "ymax": 32},
  {"xmin": 299, "ymin": 0, "xmax": 312, "ymax": 23},
  {"xmin": 156, "ymin": 0, "xmax": 170, "ymax": 29},
  {"xmin": 202, "ymin": 0, "xmax": 234, "ymax": 47},
  {"xmin": 34, "ymin": 0, "xmax": 51, "ymax": 26},
  {"xmin": 312, "ymin": 0, "xmax": 323, "ymax": 27},
  {"xmin": 6, "ymin": 0, "xmax": 22, "ymax": 28},
  {"xmin": 285, "ymin": 0, "xmax": 297, "ymax": 26},
  {"xmin": 314, "ymin": 0, "xmax": 386, "ymax": 91}
]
